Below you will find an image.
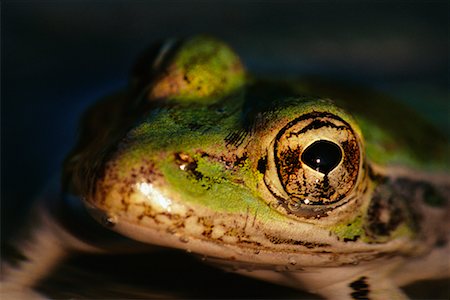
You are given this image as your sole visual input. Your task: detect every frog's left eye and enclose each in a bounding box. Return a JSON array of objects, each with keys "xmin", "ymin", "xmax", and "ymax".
[{"xmin": 264, "ymin": 111, "xmax": 363, "ymax": 216}]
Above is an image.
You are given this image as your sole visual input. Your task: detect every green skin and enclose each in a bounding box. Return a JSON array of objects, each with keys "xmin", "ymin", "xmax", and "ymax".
[{"xmin": 65, "ymin": 36, "xmax": 449, "ymax": 299}]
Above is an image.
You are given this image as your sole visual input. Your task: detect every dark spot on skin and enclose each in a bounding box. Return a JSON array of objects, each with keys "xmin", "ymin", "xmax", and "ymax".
[
  {"xmin": 322, "ymin": 175, "xmax": 331, "ymax": 193},
  {"xmin": 349, "ymin": 276, "xmax": 370, "ymax": 300},
  {"xmin": 233, "ymin": 153, "xmax": 248, "ymax": 167},
  {"xmin": 365, "ymin": 176, "xmax": 424, "ymax": 239},
  {"xmin": 366, "ymin": 183, "xmax": 405, "ymax": 236},
  {"xmin": 343, "ymin": 235, "xmax": 360, "ymax": 242},
  {"xmin": 257, "ymin": 156, "xmax": 267, "ymax": 174},
  {"xmin": 239, "ymin": 240, "xmax": 263, "ymax": 247},
  {"xmin": 218, "ymin": 155, "xmax": 234, "ymax": 169},
  {"xmin": 362, "ymin": 183, "xmax": 369, "ymax": 194},
  {"xmin": 434, "ymin": 237, "xmax": 448, "ymax": 248},
  {"xmin": 421, "ymin": 183, "xmax": 445, "ymax": 207},
  {"xmin": 174, "ymin": 152, "xmax": 204, "ymax": 181},
  {"xmin": 202, "ymin": 229, "xmax": 213, "ymax": 238},
  {"xmin": 264, "ymin": 233, "xmax": 329, "ymax": 248},
  {"xmin": 198, "ymin": 216, "xmax": 214, "ymax": 238},
  {"xmin": 367, "ymin": 166, "xmax": 387, "ymax": 183},
  {"xmin": 392, "ymin": 179, "xmax": 429, "ymax": 228}
]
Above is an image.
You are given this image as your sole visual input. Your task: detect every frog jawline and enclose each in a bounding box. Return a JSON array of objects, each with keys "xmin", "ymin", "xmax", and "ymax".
[{"xmin": 98, "ymin": 211, "xmax": 412, "ymax": 270}]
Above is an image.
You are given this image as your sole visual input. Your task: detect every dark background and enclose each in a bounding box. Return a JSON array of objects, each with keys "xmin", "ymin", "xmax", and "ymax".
[{"xmin": 2, "ymin": 1, "xmax": 449, "ymax": 298}]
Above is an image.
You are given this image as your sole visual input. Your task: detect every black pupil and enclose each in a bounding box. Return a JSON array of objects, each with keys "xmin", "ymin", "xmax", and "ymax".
[{"xmin": 301, "ymin": 140, "xmax": 342, "ymax": 174}]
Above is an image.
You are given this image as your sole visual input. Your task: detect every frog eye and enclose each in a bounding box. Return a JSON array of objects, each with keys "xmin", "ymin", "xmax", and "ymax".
[{"xmin": 264, "ymin": 111, "xmax": 362, "ymax": 216}]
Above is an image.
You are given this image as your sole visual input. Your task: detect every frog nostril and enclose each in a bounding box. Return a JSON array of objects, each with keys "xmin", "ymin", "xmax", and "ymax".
[{"xmin": 301, "ymin": 140, "xmax": 342, "ymax": 174}]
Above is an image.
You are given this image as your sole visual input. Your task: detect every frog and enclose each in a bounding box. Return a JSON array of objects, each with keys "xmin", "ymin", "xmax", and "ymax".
[{"xmin": 2, "ymin": 35, "xmax": 449, "ymax": 299}]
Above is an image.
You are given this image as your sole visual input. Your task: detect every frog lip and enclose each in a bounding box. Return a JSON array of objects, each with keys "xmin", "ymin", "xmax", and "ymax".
[
  {"xmin": 83, "ymin": 192, "xmax": 418, "ymax": 265},
  {"xmin": 88, "ymin": 209, "xmax": 415, "ymax": 269},
  {"xmin": 82, "ymin": 164, "xmax": 448, "ymax": 269}
]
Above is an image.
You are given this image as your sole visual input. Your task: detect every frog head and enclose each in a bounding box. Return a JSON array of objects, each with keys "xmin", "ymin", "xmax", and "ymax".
[{"xmin": 66, "ymin": 36, "xmax": 449, "ymax": 272}]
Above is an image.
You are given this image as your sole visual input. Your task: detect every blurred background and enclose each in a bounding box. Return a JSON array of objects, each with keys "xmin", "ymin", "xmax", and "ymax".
[{"xmin": 2, "ymin": 1, "xmax": 449, "ymax": 298}]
